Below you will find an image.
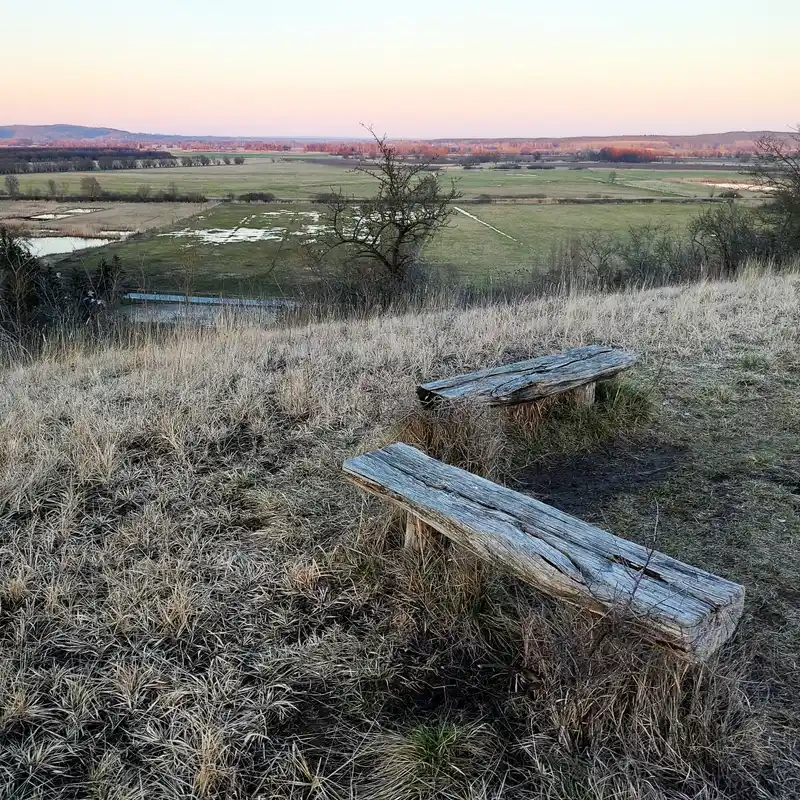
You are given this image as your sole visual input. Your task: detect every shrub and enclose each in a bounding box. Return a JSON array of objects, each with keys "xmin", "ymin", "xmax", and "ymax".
[
  {"xmin": 619, "ymin": 223, "xmax": 702, "ymax": 284},
  {"xmin": 690, "ymin": 203, "xmax": 778, "ymax": 278},
  {"xmin": 312, "ymin": 191, "xmax": 340, "ymax": 204},
  {"xmin": 238, "ymin": 192, "xmax": 276, "ymax": 202},
  {"xmin": 545, "ymin": 224, "xmax": 703, "ymax": 291},
  {"xmin": 0, "ymin": 228, "xmax": 127, "ymax": 342},
  {"xmin": 80, "ymin": 175, "xmax": 103, "ymax": 200},
  {"xmin": 0, "ymin": 228, "xmax": 40, "ymax": 333}
]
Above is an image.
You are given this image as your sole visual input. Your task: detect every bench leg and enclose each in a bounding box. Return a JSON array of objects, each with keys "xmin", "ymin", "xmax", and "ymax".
[
  {"xmin": 405, "ymin": 512, "xmax": 437, "ymax": 551},
  {"xmin": 573, "ymin": 381, "xmax": 596, "ymax": 407}
]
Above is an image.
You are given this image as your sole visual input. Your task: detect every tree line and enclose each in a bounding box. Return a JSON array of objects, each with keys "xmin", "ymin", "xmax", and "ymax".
[
  {"xmin": 580, "ymin": 147, "xmax": 659, "ymax": 163},
  {"xmin": 0, "ymin": 147, "xmax": 246, "ymax": 175},
  {"xmin": 3, "ymin": 174, "xmax": 208, "ymax": 202}
]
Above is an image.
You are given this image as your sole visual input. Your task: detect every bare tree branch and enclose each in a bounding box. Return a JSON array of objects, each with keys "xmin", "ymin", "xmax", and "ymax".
[
  {"xmin": 749, "ymin": 127, "xmax": 800, "ymax": 237},
  {"xmin": 307, "ymin": 126, "xmax": 462, "ymax": 297}
]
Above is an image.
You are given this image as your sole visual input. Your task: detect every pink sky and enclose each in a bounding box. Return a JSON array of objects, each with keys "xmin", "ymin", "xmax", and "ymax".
[{"xmin": 3, "ymin": 0, "xmax": 798, "ymax": 138}]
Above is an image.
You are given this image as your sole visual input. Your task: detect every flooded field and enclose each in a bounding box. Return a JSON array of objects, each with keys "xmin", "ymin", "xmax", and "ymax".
[
  {"xmin": 29, "ymin": 208, "xmax": 97, "ymax": 220},
  {"xmin": 159, "ymin": 210, "xmax": 326, "ymax": 244},
  {"xmin": 0, "ymin": 200, "xmax": 214, "ymax": 241},
  {"xmin": 699, "ymin": 182, "xmax": 775, "ymax": 192},
  {"xmin": 49, "ymin": 203, "xmax": 329, "ymax": 296}
]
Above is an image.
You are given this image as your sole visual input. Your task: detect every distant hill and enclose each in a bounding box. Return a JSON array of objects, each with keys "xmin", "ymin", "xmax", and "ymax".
[
  {"xmin": 0, "ymin": 124, "xmax": 340, "ymax": 144},
  {"xmin": 0, "ymin": 124, "xmax": 206, "ymax": 143},
  {"xmin": 0, "ymin": 123, "xmax": 792, "ymax": 150},
  {"xmin": 432, "ymin": 131, "xmax": 787, "ymax": 146}
]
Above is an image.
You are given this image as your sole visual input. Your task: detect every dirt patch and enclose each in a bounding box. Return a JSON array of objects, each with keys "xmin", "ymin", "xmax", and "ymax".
[{"xmin": 517, "ymin": 437, "xmax": 686, "ymax": 517}]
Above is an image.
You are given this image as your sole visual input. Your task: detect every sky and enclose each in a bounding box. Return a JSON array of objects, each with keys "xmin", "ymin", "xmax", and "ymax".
[{"xmin": 2, "ymin": 0, "xmax": 798, "ymax": 138}]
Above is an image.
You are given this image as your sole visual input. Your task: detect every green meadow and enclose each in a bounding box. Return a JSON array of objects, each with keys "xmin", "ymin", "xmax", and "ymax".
[
  {"xmin": 15, "ymin": 155, "xmax": 753, "ymax": 201},
  {"xmin": 36, "ymin": 155, "xmax": 762, "ymax": 296},
  {"xmin": 56, "ymin": 198, "xmax": 711, "ymax": 296}
]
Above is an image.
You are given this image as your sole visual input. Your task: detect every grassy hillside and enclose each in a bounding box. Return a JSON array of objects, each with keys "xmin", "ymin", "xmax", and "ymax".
[{"xmin": 1, "ymin": 272, "xmax": 799, "ymax": 798}]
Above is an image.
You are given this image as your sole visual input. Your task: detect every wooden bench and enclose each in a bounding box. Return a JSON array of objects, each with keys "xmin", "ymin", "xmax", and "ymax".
[
  {"xmin": 417, "ymin": 344, "xmax": 637, "ymax": 407},
  {"xmin": 343, "ymin": 443, "xmax": 744, "ymax": 660}
]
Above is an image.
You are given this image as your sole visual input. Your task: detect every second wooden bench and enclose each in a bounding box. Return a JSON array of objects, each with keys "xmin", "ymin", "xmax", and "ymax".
[{"xmin": 417, "ymin": 344, "xmax": 636, "ymax": 407}]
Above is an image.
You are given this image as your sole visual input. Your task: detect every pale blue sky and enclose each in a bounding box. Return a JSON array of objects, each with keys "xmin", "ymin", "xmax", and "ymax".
[{"xmin": 3, "ymin": 0, "xmax": 798, "ymax": 136}]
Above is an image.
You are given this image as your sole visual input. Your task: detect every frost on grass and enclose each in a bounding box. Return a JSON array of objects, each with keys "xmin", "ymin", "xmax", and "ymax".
[
  {"xmin": 1, "ymin": 272, "xmax": 799, "ymax": 798},
  {"xmin": 158, "ymin": 226, "xmax": 328, "ymax": 245},
  {"xmin": 262, "ymin": 210, "xmax": 321, "ymax": 221},
  {"xmin": 160, "ymin": 227, "xmax": 290, "ymax": 244},
  {"xmin": 159, "ymin": 210, "xmax": 327, "ymax": 245}
]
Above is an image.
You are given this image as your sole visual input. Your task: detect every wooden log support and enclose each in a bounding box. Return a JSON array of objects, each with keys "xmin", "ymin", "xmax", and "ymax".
[
  {"xmin": 404, "ymin": 512, "xmax": 438, "ymax": 551},
  {"xmin": 572, "ymin": 381, "xmax": 596, "ymax": 407},
  {"xmin": 343, "ymin": 443, "xmax": 744, "ymax": 660},
  {"xmin": 417, "ymin": 345, "xmax": 636, "ymax": 407}
]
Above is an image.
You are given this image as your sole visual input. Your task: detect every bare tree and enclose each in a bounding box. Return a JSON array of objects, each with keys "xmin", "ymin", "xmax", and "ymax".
[
  {"xmin": 4, "ymin": 174, "xmax": 20, "ymax": 199},
  {"xmin": 750, "ymin": 126, "xmax": 800, "ymax": 243},
  {"xmin": 309, "ymin": 128, "xmax": 462, "ymax": 294}
]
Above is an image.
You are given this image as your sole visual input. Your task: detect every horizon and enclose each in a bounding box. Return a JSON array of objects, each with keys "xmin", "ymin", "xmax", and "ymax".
[
  {"xmin": 3, "ymin": 0, "xmax": 798, "ymax": 138},
  {"xmin": 2, "ymin": 123, "xmax": 794, "ymax": 142}
]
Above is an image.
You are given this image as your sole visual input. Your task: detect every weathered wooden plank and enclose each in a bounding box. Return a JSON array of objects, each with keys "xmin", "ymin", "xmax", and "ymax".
[
  {"xmin": 343, "ymin": 443, "xmax": 744, "ymax": 660},
  {"xmin": 417, "ymin": 345, "xmax": 636, "ymax": 406}
]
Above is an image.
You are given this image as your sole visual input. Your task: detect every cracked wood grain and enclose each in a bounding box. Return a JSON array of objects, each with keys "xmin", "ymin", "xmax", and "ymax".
[
  {"xmin": 417, "ymin": 345, "xmax": 637, "ymax": 406},
  {"xmin": 343, "ymin": 443, "xmax": 744, "ymax": 660}
]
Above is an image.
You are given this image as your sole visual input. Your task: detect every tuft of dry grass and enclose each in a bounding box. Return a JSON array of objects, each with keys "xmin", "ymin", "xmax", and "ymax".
[{"xmin": 1, "ymin": 271, "xmax": 800, "ymax": 797}]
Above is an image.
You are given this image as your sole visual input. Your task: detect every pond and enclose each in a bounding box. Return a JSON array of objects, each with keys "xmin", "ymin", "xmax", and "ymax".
[
  {"xmin": 119, "ymin": 293, "xmax": 297, "ymax": 325},
  {"xmin": 25, "ymin": 237, "xmax": 114, "ymax": 257}
]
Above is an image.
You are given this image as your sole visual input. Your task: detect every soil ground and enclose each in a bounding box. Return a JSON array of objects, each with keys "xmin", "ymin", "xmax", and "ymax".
[{"xmin": 519, "ymin": 436, "xmax": 686, "ymax": 517}]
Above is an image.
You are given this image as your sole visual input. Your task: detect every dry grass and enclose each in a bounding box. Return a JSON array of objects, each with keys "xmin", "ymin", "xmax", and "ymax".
[
  {"xmin": 0, "ymin": 200, "xmax": 214, "ymax": 240},
  {"xmin": 1, "ymin": 272, "xmax": 800, "ymax": 798}
]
